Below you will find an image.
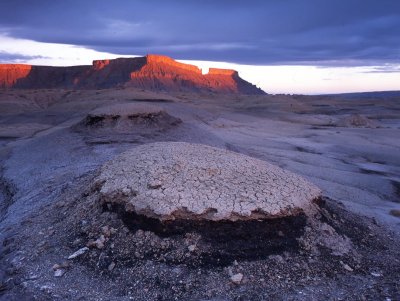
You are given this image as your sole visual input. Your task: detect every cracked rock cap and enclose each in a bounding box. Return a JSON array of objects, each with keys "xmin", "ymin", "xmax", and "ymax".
[
  {"xmin": 73, "ymin": 103, "xmax": 182, "ymax": 140},
  {"xmin": 89, "ymin": 103, "xmax": 163, "ymax": 116},
  {"xmin": 95, "ymin": 142, "xmax": 321, "ymax": 221}
]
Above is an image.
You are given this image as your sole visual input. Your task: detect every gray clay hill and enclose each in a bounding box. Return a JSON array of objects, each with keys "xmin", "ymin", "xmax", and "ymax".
[
  {"xmin": 0, "ymin": 89, "xmax": 399, "ymax": 301},
  {"xmin": 95, "ymin": 142, "xmax": 322, "ymax": 221}
]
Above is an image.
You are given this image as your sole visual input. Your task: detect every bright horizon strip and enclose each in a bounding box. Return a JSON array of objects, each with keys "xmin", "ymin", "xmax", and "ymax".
[
  {"xmin": 0, "ymin": 34, "xmax": 399, "ymax": 95},
  {"xmin": 184, "ymin": 60, "xmax": 400, "ymax": 95}
]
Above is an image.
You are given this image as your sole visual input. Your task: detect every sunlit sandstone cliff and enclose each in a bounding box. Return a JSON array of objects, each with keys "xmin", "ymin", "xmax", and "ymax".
[{"xmin": 0, "ymin": 54, "xmax": 265, "ymax": 94}]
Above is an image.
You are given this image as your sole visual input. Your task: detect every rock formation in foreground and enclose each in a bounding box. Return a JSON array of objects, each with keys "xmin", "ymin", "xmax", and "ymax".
[
  {"xmin": 95, "ymin": 142, "xmax": 321, "ymax": 221},
  {"xmin": 0, "ymin": 54, "xmax": 265, "ymax": 94},
  {"xmin": 73, "ymin": 103, "xmax": 182, "ymax": 143}
]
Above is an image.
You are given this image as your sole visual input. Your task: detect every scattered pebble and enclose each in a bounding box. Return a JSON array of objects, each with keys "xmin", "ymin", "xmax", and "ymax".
[
  {"xmin": 371, "ymin": 272, "xmax": 382, "ymax": 277},
  {"xmin": 68, "ymin": 247, "xmax": 89, "ymax": 259},
  {"xmin": 89, "ymin": 235, "xmax": 106, "ymax": 249},
  {"xmin": 340, "ymin": 261, "xmax": 353, "ymax": 272},
  {"xmin": 72, "ymin": 238, "xmax": 82, "ymax": 246},
  {"xmin": 26, "ymin": 274, "xmax": 39, "ymax": 280},
  {"xmin": 52, "ymin": 262, "xmax": 70, "ymax": 271},
  {"xmin": 37, "ymin": 241, "xmax": 46, "ymax": 247},
  {"xmin": 108, "ymin": 262, "xmax": 116, "ymax": 271},
  {"xmin": 269, "ymin": 255, "xmax": 284, "ymax": 263},
  {"xmin": 40, "ymin": 285, "xmax": 52, "ymax": 293},
  {"xmin": 188, "ymin": 245, "xmax": 196, "ymax": 252},
  {"xmin": 230, "ymin": 273, "xmax": 243, "ymax": 284},
  {"xmin": 95, "ymin": 240, "xmax": 104, "ymax": 249},
  {"xmin": 101, "ymin": 226, "xmax": 111, "ymax": 237},
  {"xmin": 54, "ymin": 269, "xmax": 66, "ymax": 277}
]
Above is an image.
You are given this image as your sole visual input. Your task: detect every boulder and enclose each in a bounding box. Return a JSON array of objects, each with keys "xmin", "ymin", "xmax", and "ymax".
[
  {"xmin": 336, "ymin": 114, "xmax": 378, "ymax": 128},
  {"xmin": 95, "ymin": 142, "xmax": 321, "ymax": 221},
  {"xmin": 73, "ymin": 103, "xmax": 181, "ymax": 142}
]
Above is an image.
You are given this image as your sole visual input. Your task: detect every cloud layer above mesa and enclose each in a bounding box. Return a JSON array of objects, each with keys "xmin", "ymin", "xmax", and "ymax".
[{"xmin": 0, "ymin": 0, "xmax": 399, "ymax": 66}]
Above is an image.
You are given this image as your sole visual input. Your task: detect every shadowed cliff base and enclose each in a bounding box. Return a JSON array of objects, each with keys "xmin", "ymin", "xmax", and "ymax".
[{"xmin": 101, "ymin": 198, "xmax": 308, "ymax": 268}]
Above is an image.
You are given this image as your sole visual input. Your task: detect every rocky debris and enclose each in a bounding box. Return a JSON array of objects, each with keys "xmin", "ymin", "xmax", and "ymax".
[
  {"xmin": 107, "ymin": 262, "xmax": 116, "ymax": 271},
  {"xmin": 371, "ymin": 272, "xmax": 382, "ymax": 277},
  {"xmin": 101, "ymin": 225, "xmax": 112, "ymax": 237},
  {"xmin": 52, "ymin": 262, "xmax": 70, "ymax": 271},
  {"xmin": 297, "ymin": 221, "xmax": 353, "ymax": 256},
  {"xmin": 230, "ymin": 273, "xmax": 244, "ymax": 284},
  {"xmin": 83, "ymin": 225, "xmax": 118, "ymax": 250},
  {"xmin": 340, "ymin": 261, "xmax": 354, "ymax": 272},
  {"xmin": 268, "ymin": 255, "xmax": 284, "ymax": 263},
  {"xmin": 74, "ymin": 206, "xmax": 308, "ymax": 268},
  {"xmin": 2, "ymin": 186, "xmax": 399, "ymax": 301},
  {"xmin": 54, "ymin": 269, "xmax": 66, "ymax": 277},
  {"xmin": 96, "ymin": 235, "xmax": 106, "ymax": 249},
  {"xmin": 87, "ymin": 235, "xmax": 106, "ymax": 249},
  {"xmin": 336, "ymin": 114, "xmax": 378, "ymax": 128},
  {"xmin": 67, "ymin": 247, "xmax": 89, "ymax": 260},
  {"xmin": 95, "ymin": 142, "xmax": 321, "ymax": 221}
]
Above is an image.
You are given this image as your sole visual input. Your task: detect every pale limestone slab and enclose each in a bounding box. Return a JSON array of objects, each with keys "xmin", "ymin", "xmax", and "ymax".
[{"xmin": 96, "ymin": 142, "xmax": 321, "ymax": 221}]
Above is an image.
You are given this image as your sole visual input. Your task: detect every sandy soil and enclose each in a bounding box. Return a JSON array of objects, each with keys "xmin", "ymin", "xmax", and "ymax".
[{"xmin": 0, "ymin": 88, "xmax": 399, "ymax": 300}]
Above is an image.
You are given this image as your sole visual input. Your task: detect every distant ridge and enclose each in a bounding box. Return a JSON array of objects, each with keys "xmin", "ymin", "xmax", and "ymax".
[
  {"xmin": 321, "ymin": 90, "xmax": 400, "ymax": 99},
  {"xmin": 0, "ymin": 54, "xmax": 265, "ymax": 95}
]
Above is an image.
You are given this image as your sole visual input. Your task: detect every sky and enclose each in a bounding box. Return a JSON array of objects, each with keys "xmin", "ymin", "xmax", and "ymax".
[{"xmin": 0, "ymin": 0, "xmax": 399, "ymax": 94}]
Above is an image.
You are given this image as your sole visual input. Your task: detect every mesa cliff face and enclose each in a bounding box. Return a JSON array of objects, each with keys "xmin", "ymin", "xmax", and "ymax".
[
  {"xmin": 0, "ymin": 65, "xmax": 32, "ymax": 88},
  {"xmin": 0, "ymin": 55, "xmax": 265, "ymax": 94}
]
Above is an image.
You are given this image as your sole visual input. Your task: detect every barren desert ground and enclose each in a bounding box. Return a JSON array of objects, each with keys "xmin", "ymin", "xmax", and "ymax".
[{"xmin": 0, "ymin": 88, "xmax": 399, "ymax": 300}]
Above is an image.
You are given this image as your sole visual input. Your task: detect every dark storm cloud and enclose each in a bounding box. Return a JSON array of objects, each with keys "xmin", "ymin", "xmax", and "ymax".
[
  {"xmin": 0, "ymin": 51, "xmax": 47, "ymax": 62},
  {"xmin": 0, "ymin": 0, "xmax": 399, "ymax": 65}
]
